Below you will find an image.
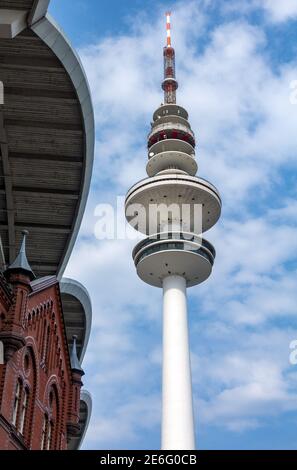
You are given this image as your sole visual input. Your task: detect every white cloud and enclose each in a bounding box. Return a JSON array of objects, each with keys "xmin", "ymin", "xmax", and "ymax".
[
  {"xmin": 191, "ymin": 327, "xmax": 297, "ymax": 432},
  {"xmin": 86, "ymin": 394, "xmax": 161, "ymax": 448},
  {"xmin": 223, "ymin": 0, "xmax": 297, "ymax": 23},
  {"xmin": 260, "ymin": 0, "xmax": 297, "ymax": 23}
]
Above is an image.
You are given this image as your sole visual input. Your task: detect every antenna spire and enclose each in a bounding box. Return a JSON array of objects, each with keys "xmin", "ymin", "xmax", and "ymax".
[
  {"xmin": 166, "ymin": 11, "xmax": 172, "ymax": 47},
  {"xmin": 162, "ymin": 12, "xmax": 178, "ymax": 104}
]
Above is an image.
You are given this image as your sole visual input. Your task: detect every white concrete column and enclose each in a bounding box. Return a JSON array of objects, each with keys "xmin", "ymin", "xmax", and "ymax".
[{"xmin": 161, "ymin": 275, "xmax": 196, "ymax": 450}]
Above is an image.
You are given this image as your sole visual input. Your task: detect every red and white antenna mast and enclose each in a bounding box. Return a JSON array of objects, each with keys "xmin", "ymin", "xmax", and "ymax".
[
  {"xmin": 166, "ymin": 11, "xmax": 172, "ymax": 47},
  {"xmin": 162, "ymin": 12, "xmax": 178, "ymax": 104}
]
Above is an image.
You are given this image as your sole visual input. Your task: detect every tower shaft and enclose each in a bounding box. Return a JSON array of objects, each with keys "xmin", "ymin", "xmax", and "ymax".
[{"xmin": 162, "ymin": 275, "xmax": 196, "ymax": 450}]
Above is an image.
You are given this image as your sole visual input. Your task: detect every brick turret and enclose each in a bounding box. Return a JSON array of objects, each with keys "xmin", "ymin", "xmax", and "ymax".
[
  {"xmin": 66, "ymin": 336, "xmax": 84, "ymax": 440},
  {"xmin": 0, "ymin": 231, "xmax": 34, "ymax": 362}
]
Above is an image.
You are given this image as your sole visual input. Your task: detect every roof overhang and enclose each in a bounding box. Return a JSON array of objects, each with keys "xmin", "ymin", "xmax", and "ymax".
[
  {"xmin": 60, "ymin": 277, "xmax": 92, "ymax": 363},
  {"xmin": 68, "ymin": 390, "xmax": 92, "ymax": 450}
]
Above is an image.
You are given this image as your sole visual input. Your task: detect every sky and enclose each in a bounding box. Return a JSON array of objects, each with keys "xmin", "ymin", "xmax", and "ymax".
[{"xmin": 49, "ymin": 0, "xmax": 297, "ymax": 450}]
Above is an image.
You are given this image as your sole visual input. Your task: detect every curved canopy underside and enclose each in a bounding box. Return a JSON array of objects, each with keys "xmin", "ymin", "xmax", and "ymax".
[
  {"xmin": 60, "ymin": 277, "xmax": 92, "ymax": 363},
  {"xmin": 0, "ymin": 26, "xmax": 84, "ymax": 277},
  {"xmin": 0, "ymin": 3, "xmax": 94, "ymax": 280}
]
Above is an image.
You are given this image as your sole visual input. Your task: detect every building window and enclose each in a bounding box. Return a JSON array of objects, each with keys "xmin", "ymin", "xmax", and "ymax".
[
  {"xmin": 41, "ymin": 415, "xmax": 48, "ymax": 450},
  {"xmin": 12, "ymin": 379, "xmax": 22, "ymax": 427},
  {"xmin": 41, "ymin": 415, "xmax": 54, "ymax": 450},
  {"xmin": 40, "ymin": 386, "xmax": 59, "ymax": 450},
  {"xmin": 19, "ymin": 388, "xmax": 29, "ymax": 434},
  {"xmin": 46, "ymin": 421, "xmax": 53, "ymax": 450}
]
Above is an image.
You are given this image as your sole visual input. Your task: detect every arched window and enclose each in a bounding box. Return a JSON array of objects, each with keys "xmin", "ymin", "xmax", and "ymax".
[
  {"xmin": 21, "ymin": 347, "xmax": 37, "ymax": 447},
  {"xmin": 46, "ymin": 385, "xmax": 59, "ymax": 449},
  {"xmin": 41, "ymin": 383, "xmax": 59, "ymax": 450},
  {"xmin": 19, "ymin": 387, "xmax": 29, "ymax": 434},
  {"xmin": 40, "ymin": 416, "xmax": 54, "ymax": 450},
  {"xmin": 12, "ymin": 379, "xmax": 22, "ymax": 427}
]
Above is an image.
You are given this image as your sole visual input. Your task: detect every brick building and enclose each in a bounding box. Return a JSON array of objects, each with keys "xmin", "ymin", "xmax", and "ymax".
[
  {"xmin": 0, "ymin": 0, "xmax": 95, "ymax": 450},
  {"xmin": 0, "ymin": 232, "xmax": 84, "ymax": 450}
]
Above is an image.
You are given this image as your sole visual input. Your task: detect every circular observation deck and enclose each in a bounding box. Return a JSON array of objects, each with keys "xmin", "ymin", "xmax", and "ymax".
[
  {"xmin": 153, "ymin": 104, "xmax": 189, "ymax": 121},
  {"xmin": 132, "ymin": 232, "xmax": 215, "ymax": 288},
  {"xmin": 125, "ymin": 174, "xmax": 221, "ymax": 234}
]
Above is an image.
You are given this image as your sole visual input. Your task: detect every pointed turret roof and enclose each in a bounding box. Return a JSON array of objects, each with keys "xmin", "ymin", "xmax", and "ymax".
[
  {"xmin": 4, "ymin": 230, "xmax": 35, "ymax": 281},
  {"xmin": 70, "ymin": 335, "xmax": 84, "ymax": 375}
]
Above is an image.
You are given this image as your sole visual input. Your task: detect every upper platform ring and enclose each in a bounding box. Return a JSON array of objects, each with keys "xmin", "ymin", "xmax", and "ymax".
[
  {"xmin": 125, "ymin": 174, "xmax": 221, "ymax": 235},
  {"xmin": 153, "ymin": 104, "xmax": 189, "ymax": 121}
]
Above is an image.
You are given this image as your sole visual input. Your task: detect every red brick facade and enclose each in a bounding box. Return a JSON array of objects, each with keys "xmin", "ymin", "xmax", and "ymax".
[{"xmin": 0, "ymin": 270, "xmax": 83, "ymax": 450}]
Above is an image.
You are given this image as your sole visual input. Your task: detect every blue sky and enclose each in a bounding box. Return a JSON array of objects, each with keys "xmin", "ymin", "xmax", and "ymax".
[{"xmin": 49, "ymin": 0, "xmax": 297, "ymax": 450}]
